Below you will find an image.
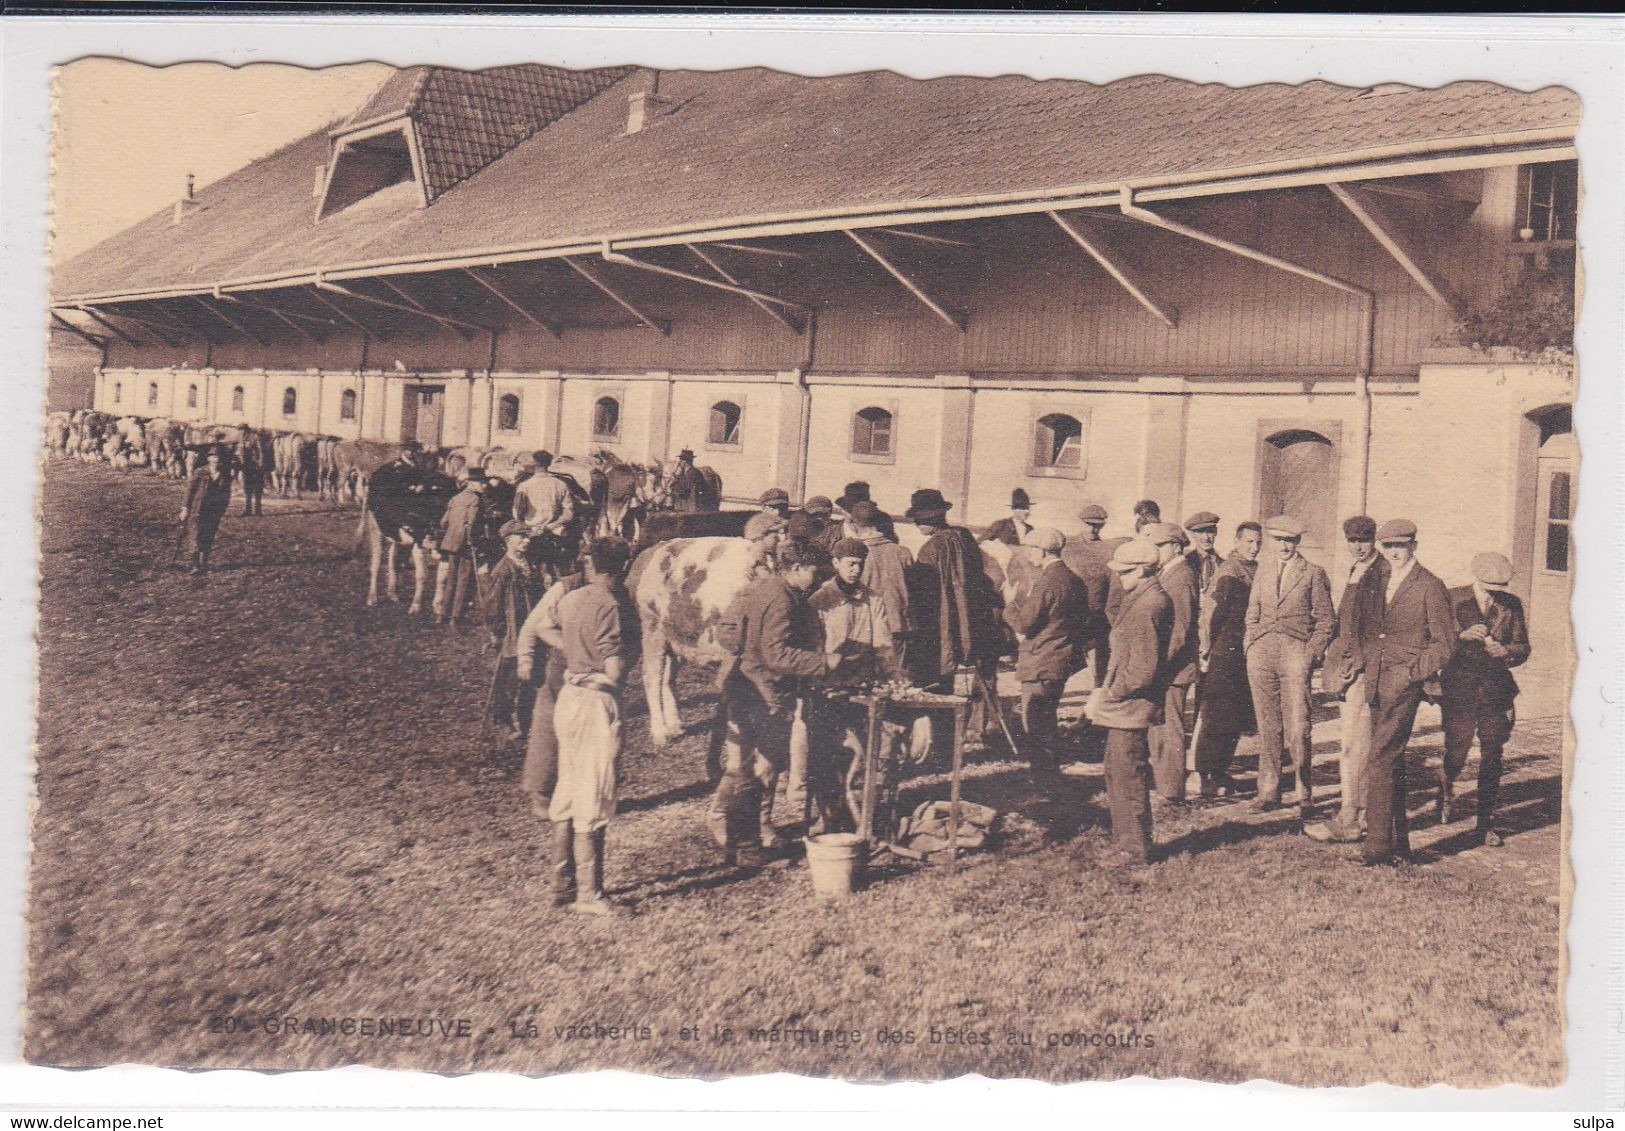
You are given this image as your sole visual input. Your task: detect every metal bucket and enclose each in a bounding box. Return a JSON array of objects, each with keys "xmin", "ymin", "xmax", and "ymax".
[{"xmin": 803, "ymin": 833, "xmax": 867, "ymax": 897}]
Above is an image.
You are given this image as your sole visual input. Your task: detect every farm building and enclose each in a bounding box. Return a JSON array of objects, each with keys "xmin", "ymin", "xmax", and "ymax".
[{"xmin": 50, "ymin": 64, "xmax": 1578, "ymax": 699}]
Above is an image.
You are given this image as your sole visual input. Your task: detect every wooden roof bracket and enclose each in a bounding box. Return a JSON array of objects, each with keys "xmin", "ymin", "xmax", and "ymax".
[
  {"xmin": 600, "ymin": 242, "xmax": 804, "ymax": 332},
  {"xmin": 1047, "ymin": 209, "xmax": 1179, "ymax": 328},
  {"xmin": 88, "ymin": 305, "xmax": 183, "ymax": 348},
  {"xmin": 683, "ymin": 244, "xmax": 807, "ymax": 334},
  {"xmin": 369, "ymin": 277, "xmax": 482, "ymax": 340},
  {"xmin": 190, "ymin": 295, "xmax": 269, "ymax": 345},
  {"xmin": 462, "ymin": 267, "xmax": 563, "ymax": 338},
  {"xmin": 147, "ymin": 299, "xmax": 225, "ymax": 346},
  {"xmin": 843, "ymin": 229, "xmax": 966, "ymax": 331},
  {"xmin": 218, "ymin": 291, "xmax": 326, "ymax": 344},
  {"xmin": 51, "ymin": 310, "xmax": 108, "ymax": 349},
  {"xmin": 1327, "ymin": 182, "xmax": 1465, "ymax": 317},
  {"xmin": 1118, "ymin": 184, "xmax": 1376, "ymax": 512},
  {"xmin": 562, "ymin": 255, "xmax": 671, "ymax": 335},
  {"xmin": 305, "ymin": 282, "xmax": 394, "ymax": 342},
  {"xmin": 73, "ymin": 305, "xmax": 142, "ymax": 347}
]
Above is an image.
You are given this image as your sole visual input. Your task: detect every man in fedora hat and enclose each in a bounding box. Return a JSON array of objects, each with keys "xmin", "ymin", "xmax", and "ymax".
[
  {"xmin": 1437, "ymin": 550, "xmax": 1529, "ymax": 846},
  {"xmin": 759, "ymin": 488, "xmax": 792, "ymax": 520},
  {"xmin": 1336, "ymin": 518, "xmax": 1453, "ymax": 866},
  {"xmin": 1084, "ymin": 538, "xmax": 1175, "ymax": 865},
  {"xmin": 835, "ymin": 480, "xmax": 896, "ymax": 541},
  {"xmin": 432, "ymin": 467, "xmax": 489, "ymax": 626},
  {"xmin": 1244, "ymin": 515, "xmax": 1335, "ymax": 822},
  {"xmin": 983, "ymin": 489, "xmax": 1034, "ymax": 547},
  {"xmin": 178, "ymin": 444, "xmax": 234, "ymax": 575},
  {"xmin": 906, "ymin": 488, "xmax": 1005, "ymax": 742}
]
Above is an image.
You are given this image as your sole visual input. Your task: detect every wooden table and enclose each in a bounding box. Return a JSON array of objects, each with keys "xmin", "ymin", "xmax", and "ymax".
[{"xmin": 850, "ymin": 689, "xmax": 973, "ymax": 863}]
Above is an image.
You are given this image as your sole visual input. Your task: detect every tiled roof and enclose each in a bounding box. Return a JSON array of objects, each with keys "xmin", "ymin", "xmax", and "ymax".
[{"xmin": 53, "ymin": 67, "xmax": 1581, "ymax": 302}]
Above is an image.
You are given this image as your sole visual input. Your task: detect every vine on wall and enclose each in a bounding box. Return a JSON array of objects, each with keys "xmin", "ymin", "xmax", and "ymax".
[{"xmin": 1448, "ymin": 246, "xmax": 1576, "ymax": 358}]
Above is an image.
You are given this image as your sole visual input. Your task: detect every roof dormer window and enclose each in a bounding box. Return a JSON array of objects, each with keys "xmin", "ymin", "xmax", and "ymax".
[{"xmin": 318, "ymin": 121, "xmax": 425, "ymax": 220}]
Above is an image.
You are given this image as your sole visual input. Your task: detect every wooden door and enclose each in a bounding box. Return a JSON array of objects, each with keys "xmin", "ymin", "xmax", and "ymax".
[
  {"xmin": 401, "ymin": 385, "xmax": 445, "ymax": 448},
  {"xmin": 1257, "ymin": 429, "xmax": 1337, "ymax": 556}
]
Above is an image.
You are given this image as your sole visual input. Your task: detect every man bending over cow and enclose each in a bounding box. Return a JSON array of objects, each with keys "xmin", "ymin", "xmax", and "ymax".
[
  {"xmin": 708, "ymin": 540, "xmax": 842, "ymax": 868},
  {"xmin": 548, "ymin": 537, "xmax": 639, "ymax": 915}
]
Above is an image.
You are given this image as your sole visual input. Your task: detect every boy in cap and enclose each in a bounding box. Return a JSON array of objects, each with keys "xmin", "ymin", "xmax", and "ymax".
[
  {"xmin": 1438, "ymin": 551, "xmax": 1529, "ymax": 845},
  {"xmin": 1243, "ymin": 515, "xmax": 1335, "ymax": 821},
  {"xmin": 848, "ymin": 501, "xmax": 914, "ymax": 668},
  {"xmin": 983, "ymin": 489, "xmax": 1034, "ymax": 547},
  {"xmin": 1004, "ymin": 528, "xmax": 1090, "ymax": 779},
  {"xmin": 1308, "ymin": 515, "xmax": 1386, "ymax": 842},
  {"xmin": 1084, "ymin": 538, "xmax": 1174, "ymax": 865},
  {"xmin": 483, "ymin": 519, "xmax": 542, "ymax": 740},
  {"xmin": 1342, "ymin": 518, "xmax": 1454, "ymax": 866},
  {"xmin": 1142, "ymin": 522, "xmax": 1200, "ymax": 803},
  {"xmin": 806, "ymin": 537, "xmax": 908, "ymax": 833},
  {"xmin": 432, "ymin": 467, "xmax": 488, "ymax": 626},
  {"xmin": 548, "ymin": 537, "xmax": 639, "ymax": 914},
  {"xmin": 1184, "ymin": 512, "xmax": 1222, "ymax": 594}
]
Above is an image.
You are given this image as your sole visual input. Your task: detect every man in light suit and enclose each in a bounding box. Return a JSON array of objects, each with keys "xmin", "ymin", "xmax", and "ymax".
[
  {"xmin": 1244, "ymin": 515, "xmax": 1335, "ymax": 823},
  {"xmin": 1143, "ymin": 523, "xmax": 1199, "ymax": 804},
  {"xmin": 1084, "ymin": 538, "xmax": 1174, "ymax": 866},
  {"xmin": 1343, "ymin": 518, "xmax": 1456, "ymax": 867},
  {"xmin": 1438, "ymin": 551, "xmax": 1530, "ymax": 846}
]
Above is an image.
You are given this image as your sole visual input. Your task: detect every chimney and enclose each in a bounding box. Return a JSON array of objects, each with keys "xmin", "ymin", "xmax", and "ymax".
[
  {"xmin": 171, "ymin": 172, "xmax": 200, "ymax": 225},
  {"xmin": 625, "ymin": 72, "xmax": 674, "ymax": 135}
]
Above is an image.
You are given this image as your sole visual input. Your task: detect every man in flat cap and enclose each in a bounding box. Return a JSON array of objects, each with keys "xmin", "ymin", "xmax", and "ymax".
[
  {"xmin": 759, "ymin": 487, "xmax": 792, "ymax": 520},
  {"xmin": 906, "ymin": 488, "xmax": 1005, "ymax": 744},
  {"xmin": 1437, "ymin": 551, "xmax": 1530, "ymax": 846},
  {"xmin": 1192, "ymin": 520, "xmax": 1262, "ymax": 797},
  {"xmin": 1184, "ymin": 512, "xmax": 1223, "ymax": 595},
  {"xmin": 1142, "ymin": 522, "xmax": 1200, "ymax": 804},
  {"xmin": 1308, "ymin": 515, "xmax": 1387, "ymax": 842},
  {"xmin": 1083, "ymin": 538, "xmax": 1175, "ymax": 865},
  {"xmin": 1244, "ymin": 515, "xmax": 1335, "ymax": 822},
  {"xmin": 432, "ymin": 467, "xmax": 489, "ymax": 626},
  {"xmin": 1341, "ymin": 518, "xmax": 1455, "ymax": 866},
  {"xmin": 1004, "ymin": 528, "xmax": 1091, "ymax": 780},
  {"xmin": 805, "ymin": 536, "xmax": 909, "ymax": 833},
  {"xmin": 483, "ymin": 518, "xmax": 543, "ymax": 740},
  {"xmin": 983, "ymin": 489, "xmax": 1035, "ymax": 548},
  {"xmin": 1062, "ymin": 504, "xmax": 1125, "ymax": 692}
]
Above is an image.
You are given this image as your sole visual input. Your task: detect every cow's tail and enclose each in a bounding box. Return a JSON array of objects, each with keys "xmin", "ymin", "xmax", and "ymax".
[
  {"xmin": 705, "ymin": 695, "xmax": 728, "ymax": 784},
  {"xmin": 354, "ymin": 506, "xmax": 371, "ymax": 556}
]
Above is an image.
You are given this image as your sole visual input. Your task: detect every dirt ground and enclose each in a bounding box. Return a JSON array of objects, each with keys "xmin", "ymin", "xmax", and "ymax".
[{"xmin": 27, "ymin": 458, "xmax": 1564, "ymax": 1086}]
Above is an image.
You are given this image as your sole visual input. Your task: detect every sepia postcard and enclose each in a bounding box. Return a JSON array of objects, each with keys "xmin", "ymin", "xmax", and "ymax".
[{"xmin": 11, "ymin": 15, "xmax": 1620, "ymax": 1109}]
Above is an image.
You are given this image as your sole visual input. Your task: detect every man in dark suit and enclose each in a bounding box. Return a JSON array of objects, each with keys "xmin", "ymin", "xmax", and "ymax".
[
  {"xmin": 1346, "ymin": 518, "xmax": 1456, "ymax": 866},
  {"xmin": 179, "ymin": 445, "xmax": 234, "ymax": 575},
  {"xmin": 982, "ymin": 488, "xmax": 1034, "ymax": 547},
  {"xmin": 1183, "ymin": 511, "xmax": 1223, "ymax": 595},
  {"xmin": 1438, "ymin": 551, "xmax": 1530, "ymax": 846},
  {"xmin": 1308, "ymin": 515, "xmax": 1387, "ymax": 843},
  {"xmin": 1143, "ymin": 522, "xmax": 1199, "ymax": 803},
  {"xmin": 1062, "ymin": 504, "xmax": 1125, "ymax": 688},
  {"xmin": 1192, "ymin": 521, "xmax": 1262, "ymax": 797},
  {"xmin": 1083, "ymin": 538, "xmax": 1174, "ymax": 865},
  {"xmin": 1004, "ymin": 527, "xmax": 1090, "ymax": 779},
  {"xmin": 1243, "ymin": 515, "xmax": 1335, "ymax": 821}
]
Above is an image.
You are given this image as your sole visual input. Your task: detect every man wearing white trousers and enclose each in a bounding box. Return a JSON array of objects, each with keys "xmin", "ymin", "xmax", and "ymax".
[{"xmin": 549, "ymin": 537, "xmax": 638, "ymax": 916}]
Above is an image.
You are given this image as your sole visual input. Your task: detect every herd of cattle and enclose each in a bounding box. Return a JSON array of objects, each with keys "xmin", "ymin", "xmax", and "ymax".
[{"xmin": 47, "ymin": 407, "xmax": 1039, "ymax": 757}]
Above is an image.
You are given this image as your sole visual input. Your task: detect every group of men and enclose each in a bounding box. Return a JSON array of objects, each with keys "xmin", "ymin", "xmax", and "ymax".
[{"xmin": 982, "ymin": 491, "xmax": 1531, "ymax": 868}]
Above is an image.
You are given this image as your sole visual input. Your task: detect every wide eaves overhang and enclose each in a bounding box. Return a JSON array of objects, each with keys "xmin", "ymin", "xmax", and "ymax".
[{"xmin": 51, "ymin": 126, "xmax": 1576, "ymax": 312}]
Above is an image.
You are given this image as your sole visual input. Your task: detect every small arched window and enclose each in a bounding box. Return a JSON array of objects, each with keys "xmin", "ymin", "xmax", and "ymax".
[
  {"xmin": 1032, "ymin": 413, "xmax": 1084, "ymax": 470},
  {"xmin": 851, "ymin": 406, "xmax": 893, "ymax": 457},
  {"xmin": 147, "ymin": 382, "xmax": 159, "ymax": 406},
  {"xmin": 340, "ymin": 388, "xmax": 358, "ymax": 421},
  {"xmin": 186, "ymin": 384, "xmax": 199, "ymax": 409},
  {"xmin": 592, "ymin": 395, "xmax": 621, "ymax": 440},
  {"xmin": 708, "ymin": 400, "xmax": 742, "ymax": 446},
  {"xmin": 497, "ymin": 393, "xmax": 520, "ymax": 432},
  {"xmin": 113, "ymin": 382, "xmax": 122, "ymax": 403},
  {"xmin": 282, "ymin": 387, "xmax": 298, "ymax": 417},
  {"xmin": 231, "ymin": 386, "xmax": 245, "ymax": 413}
]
